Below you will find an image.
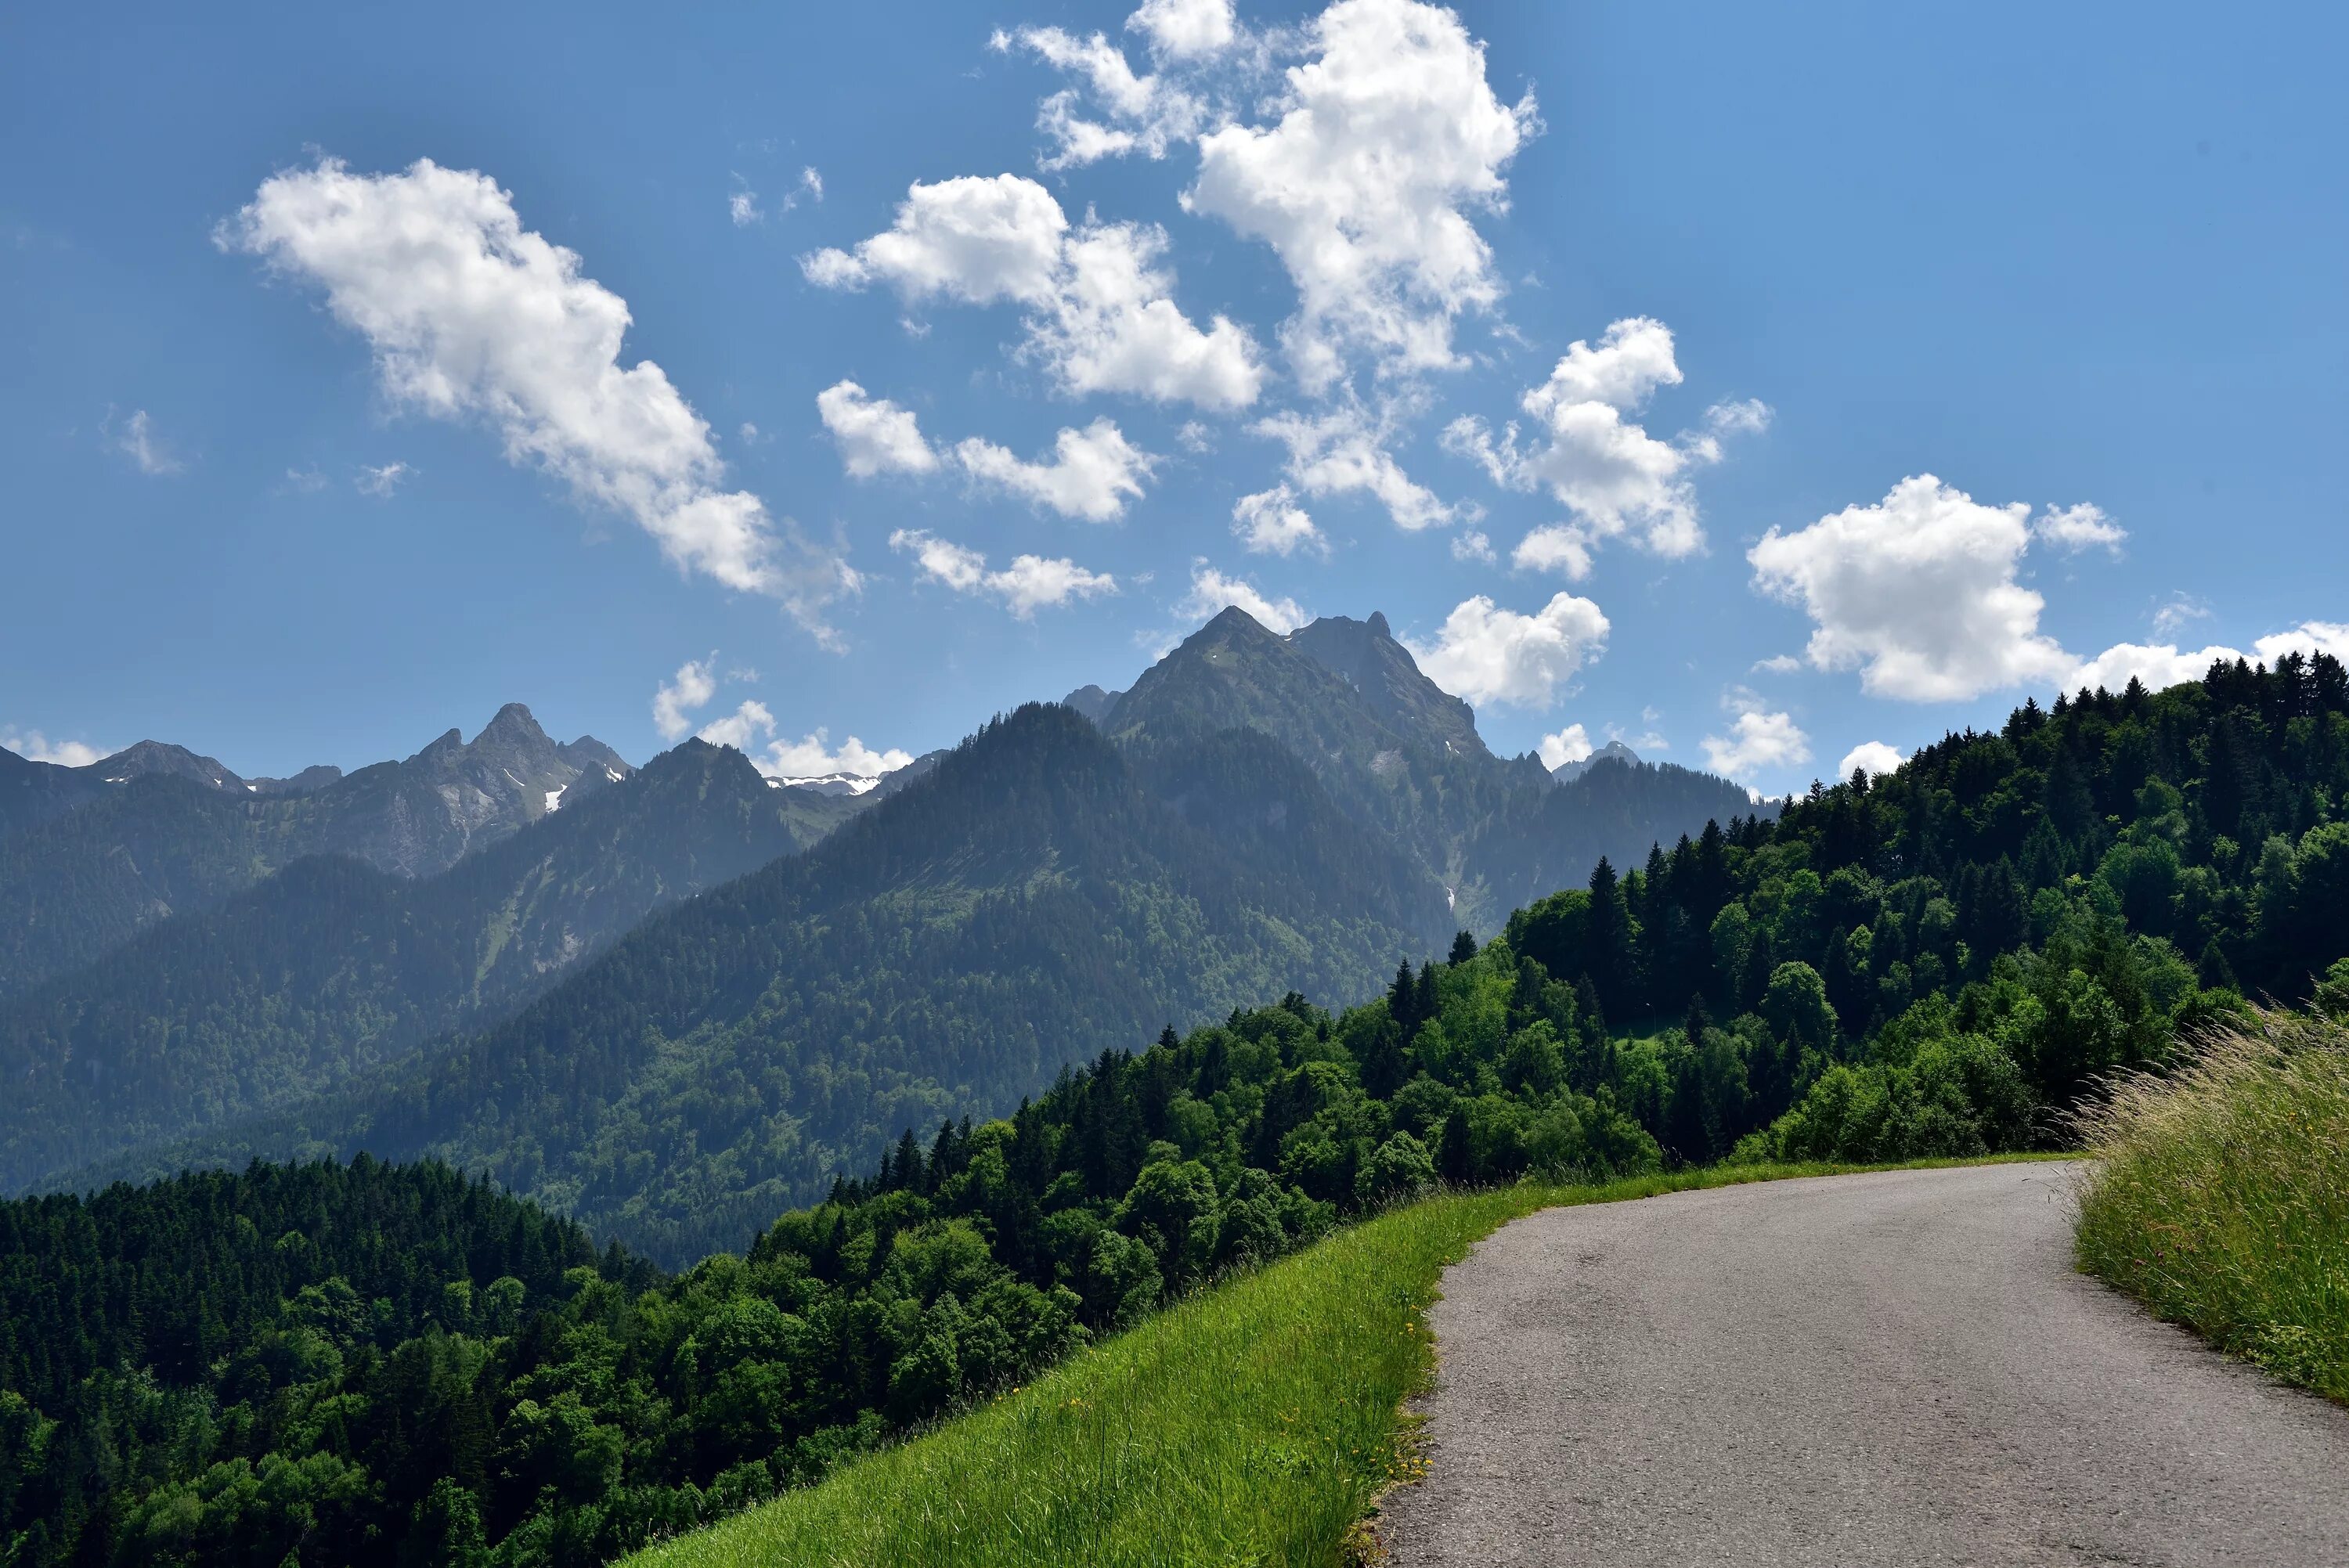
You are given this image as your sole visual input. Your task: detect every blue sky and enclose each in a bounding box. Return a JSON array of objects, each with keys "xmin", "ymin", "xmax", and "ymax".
[{"xmin": 3, "ymin": 0, "xmax": 2343, "ymax": 792}]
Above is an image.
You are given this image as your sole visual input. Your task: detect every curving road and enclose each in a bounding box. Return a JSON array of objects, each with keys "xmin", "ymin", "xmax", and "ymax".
[{"xmin": 1377, "ymin": 1163, "xmax": 2349, "ymax": 1567}]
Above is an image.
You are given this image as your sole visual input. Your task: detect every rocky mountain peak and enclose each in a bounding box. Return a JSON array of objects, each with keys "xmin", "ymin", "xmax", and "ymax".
[
  {"xmin": 1286, "ymin": 612, "xmax": 1489, "ymax": 762},
  {"xmin": 1550, "ymin": 739, "xmax": 1641, "ymax": 784}
]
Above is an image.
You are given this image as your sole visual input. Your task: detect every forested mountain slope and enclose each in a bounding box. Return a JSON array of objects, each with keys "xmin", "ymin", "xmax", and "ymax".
[
  {"xmin": 0, "ymin": 705, "xmax": 632, "ymax": 993},
  {"xmin": 8, "ymin": 653, "xmax": 2346, "ymax": 1568},
  {"xmin": 1467, "ymin": 754, "xmax": 1766, "ymax": 914},
  {"xmin": 114, "ymin": 704, "xmax": 1453, "ymax": 1263},
  {"xmin": 0, "ymin": 741, "xmax": 856, "ymax": 1192}
]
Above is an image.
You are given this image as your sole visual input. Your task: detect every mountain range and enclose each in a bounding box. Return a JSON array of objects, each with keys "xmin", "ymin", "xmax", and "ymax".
[{"xmin": 5, "ymin": 608, "xmax": 1769, "ymax": 1260}]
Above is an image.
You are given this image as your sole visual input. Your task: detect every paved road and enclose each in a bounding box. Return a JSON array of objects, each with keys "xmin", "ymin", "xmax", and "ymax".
[{"xmin": 1377, "ymin": 1163, "xmax": 2349, "ymax": 1566}]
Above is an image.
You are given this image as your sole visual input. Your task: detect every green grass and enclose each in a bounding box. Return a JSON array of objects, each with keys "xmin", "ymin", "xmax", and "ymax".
[
  {"xmin": 2075, "ymin": 1010, "xmax": 2349, "ymax": 1403},
  {"xmin": 626, "ymin": 1157, "xmax": 2048, "ymax": 1568}
]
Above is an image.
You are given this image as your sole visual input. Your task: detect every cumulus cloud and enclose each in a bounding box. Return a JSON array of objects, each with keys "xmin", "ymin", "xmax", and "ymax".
[
  {"xmin": 728, "ymin": 186, "xmax": 761, "ymax": 227},
  {"xmin": 1450, "ymin": 529, "xmax": 1496, "ymax": 564},
  {"xmin": 1, "ymin": 728, "xmax": 106, "ymax": 768},
  {"xmin": 1186, "ymin": 0, "xmax": 1538, "ymax": 388},
  {"xmin": 355, "ymin": 460, "xmax": 410, "ymax": 497},
  {"xmin": 691, "ymin": 698, "xmax": 775, "ymax": 752},
  {"xmin": 669, "ymin": 683, "xmax": 912, "ymax": 781},
  {"xmin": 889, "ymin": 528, "xmax": 1118, "ymax": 618},
  {"xmin": 954, "ymin": 420, "xmax": 1155, "ymax": 521},
  {"xmin": 2255, "ymin": 621, "xmax": 2349, "ymax": 665},
  {"xmin": 816, "ymin": 380, "xmax": 941, "ymax": 478},
  {"xmin": 803, "ymin": 174, "xmax": 1261, "ymax": 409},
  {"xmin": 1232, "ymin": 485, "xmax": 1325, "ymax": 557},
  {"xmin": 756, "ymin": 729, "xmax": 913, "ymax": 780},
  {"xmin": 1748, "ymin": 475, "xmax": 2084, "ymax": 702},
  {"xmin": 110, "ymin": 408, "xmax": 182, "ymax": 475},
  {"xmin": 1837, "ymin": 741, "xmax": 1907, "ymax": 780},
  {"xmin": 1509, "ymin": 523, "xmax": 1596, "ymax": 580},
  {"xmin": 1128, "ymin": 0, "xmax": 1238, "ymax": 58},
  {"xmin": 998, "ymin": 24, "xmax": 1211, "ymax": 169},
  {"xmin": 1179, "ymin": 561, "xmax": 1306, "ymax": 633},
  {"xmin": 651, "ymin": 654, "xmax": 720, "ymax": 741},
  {"xmin": 1405, "ymin": 591, "xmax": 1610, "ymax": 708},
  {"xmin": 1255, "ymin": 404, "xmax": 1458, "ymax": 531},
  {"xmin": 1751, "ymin": 654, "xmax": 1802, "ymax": 674},
  {"xmin": 2033, "ymin": 502, "xmax": 2126, "ymax": 554},
  {"xmin": 1447, "ymin": 318, "xmax": 1760, "ymax": 570},
  {"xmin": 1701, "ymin": 693, "xmax": 1812, "ymax": 784},
  {"xmin": 2069, "ymin": 641, "xmax": 2246, "ymax": 694},
  {"xmin": 1537, "ymin": 723, "xmax": 1593, "ymax": 770},
  {"xmin": 223, "ymin": 157, "xmax": 857, "ymax": 644}
]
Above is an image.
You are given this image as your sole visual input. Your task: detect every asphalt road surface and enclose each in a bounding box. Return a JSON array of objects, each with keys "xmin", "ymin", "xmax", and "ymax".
[{"xmin": 1377, "ymin": 1162, "xmax": 2349, "ymax": 1566}]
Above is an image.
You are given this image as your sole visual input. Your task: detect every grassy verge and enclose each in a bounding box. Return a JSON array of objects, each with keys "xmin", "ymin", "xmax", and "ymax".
[
  {"xmin": 2075, "ymin": 1011, "xmax": 2349, "ymax": 1403},
  {"xmin": 626, "ymin": 1157, "xmax": 2044, "ymax": 1568}
]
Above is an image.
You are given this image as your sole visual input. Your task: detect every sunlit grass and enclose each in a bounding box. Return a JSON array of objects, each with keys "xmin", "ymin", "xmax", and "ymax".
[
  {"xmin": 627, "ymin": 1157, "xmax": 2047, "ymax": 1568},
  {"xmin": 2075, "ymin": 1010, "xmax": 2349, "ymax": 1403}
]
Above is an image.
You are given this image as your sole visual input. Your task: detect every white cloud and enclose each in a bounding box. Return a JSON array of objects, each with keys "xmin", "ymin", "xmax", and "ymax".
[
  {"xmin": 684, "ymin": 694, "xmax": 912, "ymax": 782},
  {"xmin": 2069, "ymin": 641, "xmax": 2244, "ymax": 694},
  {"xmin": 1836, "ymin": 741, "xmax": 1907, "ymax": 780},
  {"xmin": 954, "ymin": 420, "xmax": 1155, "ymax": 521},
  {"xmin": 1129, "ymin": 0, "xmax": 1237, "ymax": 58},
  {"xmin": 889, "ymin": 528, "xmax": 1118, "ymax": 618},
  {"xmin": 1510, "ymin": 522, "xmax": 1596, "ymax": 580},
  {"xmin": 693, "ymin": 698, "xmax": 774, "ymax": 752},
  {"xmin": 2254, "ymin": 621, "xmax": 2349, "ymax": 665},
  {"xmin": 355, "ymin": 460, "xmax": 410, "ymax": 497},
  {"xmin": 1751, "ymin": 653, "xmax": 1802, "ymax": 674},
  {"xmin": 1703, "ymin": 398, "xmax": 1773, "ymax": 438},
  {"xmin": 804, "ymin": 174, "xmax": 1260, "ymax": 409},
  {"xmin": 1186, "ymin": 0, "xmax": 1538, "ymax": 389},
  {"xmin": 729, "ymin": 187, "xmax": 761, "ymax": 227},
  {"xmin": 1537, "ymin": 723, "xmax": 1592, "ymax": 770},
  {"xmin": 1748, "ymin": 475, "xmax": 2082, "ymax": 702},
  {"xmin": 795, "ymin": 167, "xmax": 824, "ymax": 206},
  {"xmin": 282, "ymin": 466, "xmax": 330, "ymax": 494},
  {"xmin": 111, "ymin": 408, "xmax": 182, "ymax": 475},
  {"xmin": 1001, "ymin": 25, "xmax": 1210, "ymax": 170},
  {"xmin": 758, "ymin": 729, "xmax": 912, "ymax": 780},
  {"xmin": 1037, "ymin": 221, "xmax": 1263, "ymax": 408},
  {"xmin": 1179, "ymin": 561, "xmax": 1306, "ymax": 633},
  {"xmin": 1446, "ymin": 318, "xmax": 1759, "ymax": 565},
  {"xmin": 816, "ymin": 380, "xmax": 941, "ymax": 478},
  {"xmin": 1701, "ymin": 694, "xmax": 1812, "ymax": 784},
  {"xmin": 224, "ymin": 157, "xmax": 857, "ymax": 644},
  {"xmin": 1255, "ymin": 403, "xmax": 1457, "ymax": 531},
  {"xmin": 1232, "ymin": 485, "xmax": 1325, "ymax": 557},
  {"xmin": 1449, "ymin": 529, "xmax": 1495, "ymax": 564},
  {"xmin": 2151, "ymin": 593, "xmax": 2210, "ymax": 638},
  {"xmin": 1405, "ymin": 591, "xmax": 1609, "ymax": 708},
  {"xmin": 2032, "ymin": 502, "xmax": 2126, "ymax": 554},
  {"xmin": 1, "ymin": 728, "xmax": 105, "ymax": 768},
  {"xmin": 651, "ymin": 654, "xmax": 720, "ymax": 741},
  {"xmin": 803, "ymin": 173, "xmax": 1065, "ymax": 303}
]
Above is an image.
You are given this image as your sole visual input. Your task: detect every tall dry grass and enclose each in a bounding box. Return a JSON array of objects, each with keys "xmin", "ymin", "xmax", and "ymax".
[{"xmin": 2073, "ymin": 1010, "xmax": 2349, "ymax": 1401}]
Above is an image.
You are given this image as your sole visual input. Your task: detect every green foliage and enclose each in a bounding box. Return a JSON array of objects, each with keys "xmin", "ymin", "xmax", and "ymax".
[
  {"xmin": 2074, "ymin": 1011, "xmax": 2349, "ymax": 1402},
  {"xmin": 0, "ymin": 934, "xmax": 1666, "ymax": 1568}
]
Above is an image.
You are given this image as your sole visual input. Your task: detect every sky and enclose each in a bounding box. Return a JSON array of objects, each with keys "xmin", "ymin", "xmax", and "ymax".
[{"xmin": 2, "ymin": 0, "xmax": 2344, "ymax": 793}]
